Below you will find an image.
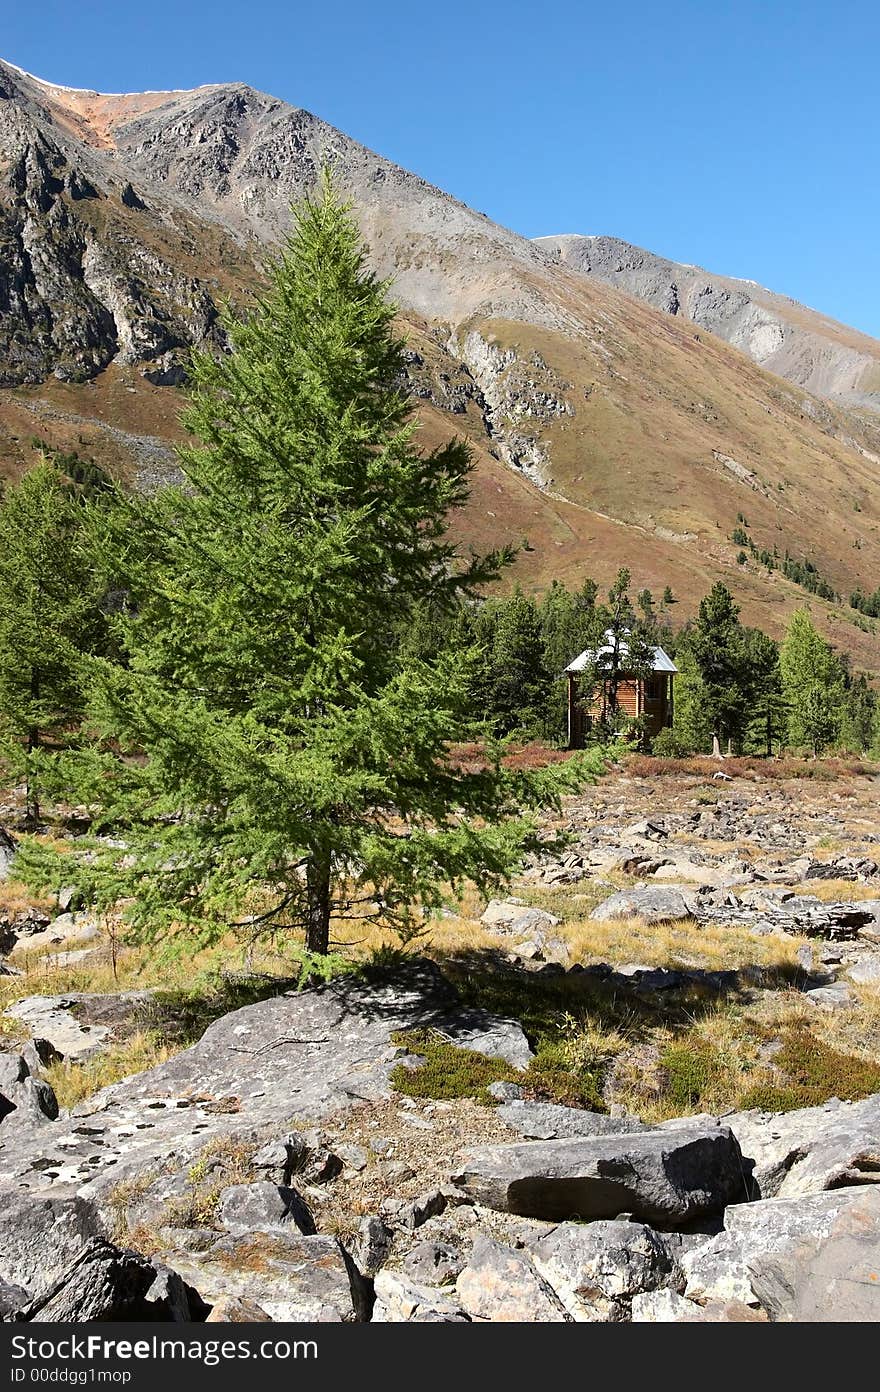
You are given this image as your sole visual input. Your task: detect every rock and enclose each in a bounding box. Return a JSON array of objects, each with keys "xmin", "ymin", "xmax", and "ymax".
[
  {"xmin": 372, "ymin": 1270, "xmax": 468, "ymax": 1322},
  {"xmin": 0, "ymin": 1052, "xmax": 59, "ymax": 1125},
  {"xmin": 250, "ymin": 1132, "xmax": 310, "ymax": 1182},
  {"xmin": 217, "ymin": 1181, "xmax": 316, "ymax": 1236},
  {"xmin": 206, "ymin": 1295, "xmax": 272, "ymax": 1321},
  {"xmin": 0, "ymin": 1278, "xmax": 29, "ymax": 1319},
  {"xmin": 453, "ymin": 1123, "xmax": 745, "ymax": 1225},
  {"xmin": 22, "ymin": 1239, "xmax": 162, "ymax": 1322},
  {"xmin": 746, "ymin": 1187, "xmax": 880, "ymax": 1321},
  {"xmin": 496, "ymin": 1100, "xmax": 647, "ymax": 1141},
  {"xmin": 530, "ymin": 1220, "xmax": 678, "ymax": 1321},
  {"xmin": 486, "ymin": 1081, "xmax": 524, "ymax": 1102},
  {"xmin": 144, "ymin": 1264, "xmax": 207, "ymax": 1321},
  {"xmin": 684, "ymin": 1187, "xmax": 880, "ymax": 1317},
  {"xmin": 0, "ymin": 827, "xmax": 17, "ymax": 879},
  {"xmin": 396, "ymin": 1188, "xmax": 447, "ymax": 1231},
  {"xmin": 398, "ymin": 1240, "xmax": 463, "ymax": 1286},
  {"xmin": 11, "ymin": 913, "xmax": 100, "ymax": 955},
  {"xmin": 631, "ymin": 1289, "xmax": 766, "ymax": 1321},
  {"xmin": 456, "ymin": 1235, "xmax": 570, "ymax": 1322},
  {"xmin": 803, "ymin": 982, "xmax": 853, "ymax": 1010},
  {"xmin": 0, "ymin": 1193, "xmax": 105, "ymax": 1295},
  {"xmin": 727, "ymin": 1092, "xmax": 880, "ymax": 1199},
  {"xmin": 57, "ymin": 886, "xmax": 86, "ymax": 914},
  {"xmin": 4, "ymin": 990, "xmax": 153, "ymax": 1062},
  {"xmin": 165, "ymin": 1232, "xmax": 370, "ymax": 1322},
  {"xmin": 335, "ymin": 1142, "xmax": 368, "ymax": 1172},
  {"xmin": 480, "ymin": 900, "xmax": 560, "ymax": 936},
  {"xmin": 846, "ymin": 956, "xmax": 880, "ymax": 985},
  {"xmin": 353, "ymin": 1216, "xmax": 393, "ymax": 1276},
  {"xmin": 0, "ymin": 959, "xmax": 533, "ymax": 1199},
  {"xmin": 589, "ymin": 887, "xmax": 695, "ymax": 924}
]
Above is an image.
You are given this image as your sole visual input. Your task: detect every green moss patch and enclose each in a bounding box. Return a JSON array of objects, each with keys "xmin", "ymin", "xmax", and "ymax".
[
  {"xmin": 390, "ymin": 1029, "xmax": 523, "ymax": 1102},
  {"xmin": 740, "ymin": 1027, "xmax": 880, "ymax": 1112}
]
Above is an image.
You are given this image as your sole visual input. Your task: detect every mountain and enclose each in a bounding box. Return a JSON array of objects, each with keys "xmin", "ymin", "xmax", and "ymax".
[
  {"xmin": 534, "ymin": 234, "xmax": 880, "ymax": 417},
  {"xmin": 2, "ymin": 59, "xmax": 880, "ymax": 668}
]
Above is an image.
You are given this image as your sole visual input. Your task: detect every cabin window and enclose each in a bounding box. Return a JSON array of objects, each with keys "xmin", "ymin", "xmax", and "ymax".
[{"xmin": 644, "ymin": 674, "xmax": 664, "ymax": 701}]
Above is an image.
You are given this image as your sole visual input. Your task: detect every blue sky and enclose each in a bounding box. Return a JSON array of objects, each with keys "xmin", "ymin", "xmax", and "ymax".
[{"xmin": 6, "ymin": 1, "xmax": 879, "ymax": 336}]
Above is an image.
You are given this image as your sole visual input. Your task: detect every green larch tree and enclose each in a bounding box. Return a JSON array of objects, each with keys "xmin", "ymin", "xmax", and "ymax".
[
  {"xmin": 21, "ymin": 176, "xmax": 603, "ymax": 954},
  {"xmin": 779, "ymin": 609, "xmax": 845, "ymax": 755}
]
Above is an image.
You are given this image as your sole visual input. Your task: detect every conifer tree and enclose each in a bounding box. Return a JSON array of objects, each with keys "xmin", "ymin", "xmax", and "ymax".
[
  {"xmin": 688, "ymin": 583, "xmax": 749, "ymax": 752},
  {"xmin": 23, "ymin": 177, "xmax": 602, "ymax": 954},
  {"xmin": 0, "ymin": 459, "xmax": 110, "ymax": 827},
  {"xmin": 780, "ymin": 609, "xmax": 844, "ymax": 754}
]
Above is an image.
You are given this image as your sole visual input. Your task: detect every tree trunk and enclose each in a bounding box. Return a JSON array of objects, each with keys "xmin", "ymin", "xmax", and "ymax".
[{"xmin": 305, "ymin": 850, "xmax": 332, "ymax": 955}]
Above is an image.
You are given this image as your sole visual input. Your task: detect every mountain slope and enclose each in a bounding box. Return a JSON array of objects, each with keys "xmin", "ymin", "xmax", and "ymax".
[
  {"xmin": 535, "ymin": 234, "xmax": 880, "ymax": 417},
  {"xmin": 1, "ymin": 60, "xmax": 880, "ymax": 670}
]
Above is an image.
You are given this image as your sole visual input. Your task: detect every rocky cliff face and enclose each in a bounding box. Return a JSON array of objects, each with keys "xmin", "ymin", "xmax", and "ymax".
[{"xmin": 535, "ymin": 234, "xmax": 880, "ymax": 415}]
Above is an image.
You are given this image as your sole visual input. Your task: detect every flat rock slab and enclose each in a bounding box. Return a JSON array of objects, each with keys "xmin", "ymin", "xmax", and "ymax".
[
  {"xmin": 453, "ymin": 1122, "xmax": 745, "ymax": 1225},
  {"xmin": 5, "ymin": 992, "xmax": 155, "ymax": 1062},
  {"xmin": 590, "ymin": 887, "xmax": 695, "ymax": 924},
  {"xmin": 10, "ymin": 914, "xmax": 100, "ymax": 956},
  {"xmin": 727, "ymin": 1092, "xmax": 880, "ymax": 1199},
  {"xmin": 162, "ymin": 1231, "xmax": 369, "ymax": 1322},
  {"xmin": 456, "ymin": 1234, "xmax": 570, "ymax": 1322},
  {"xmin": 0, "ymin": 961, "xmax": 531, "ymax": 1202},
  {"xmin": 497, "ymin": 1100, "xmax": 647, "ymax": 1141}
]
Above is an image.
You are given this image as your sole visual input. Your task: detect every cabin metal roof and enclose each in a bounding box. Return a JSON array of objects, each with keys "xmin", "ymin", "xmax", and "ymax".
[{"xmin": 564, "ymin": 632, "xmax": 678, "ymax": 675}]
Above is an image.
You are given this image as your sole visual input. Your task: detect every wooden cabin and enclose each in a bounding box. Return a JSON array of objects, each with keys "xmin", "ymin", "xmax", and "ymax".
[{"xmin": 565, "ymin": 633, "xmax": 678, "ymax": 748}]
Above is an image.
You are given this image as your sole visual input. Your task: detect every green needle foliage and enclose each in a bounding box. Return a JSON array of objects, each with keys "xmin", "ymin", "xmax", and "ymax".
[
  {"xmin": 22, "ymin": 175, "xmax": 605, "ymax": 953},
  {"xmin": 0, "ymin": 457, "xmax": 112, "ymax": 827}
]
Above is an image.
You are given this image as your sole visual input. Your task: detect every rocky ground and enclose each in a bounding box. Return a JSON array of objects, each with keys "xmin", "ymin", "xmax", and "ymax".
[{"xmin": 2, "ymin": 762, "xmax": 880, "ymax": 1323}]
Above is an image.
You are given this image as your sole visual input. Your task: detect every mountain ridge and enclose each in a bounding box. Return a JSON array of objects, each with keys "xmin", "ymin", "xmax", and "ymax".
[{"xmin": 2, "ymin": 58, "xmax": 880, "ymax": 669}]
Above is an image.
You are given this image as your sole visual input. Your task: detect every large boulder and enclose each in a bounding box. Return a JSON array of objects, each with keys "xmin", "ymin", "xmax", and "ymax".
[
  {"xmin": 530, "ymin": 1220, "xmax": 679, "ymax": 1321},
  {"xmin": 455, "ymin": 1235, "xmax": 570, "ymax": 1322},
  {"xmin": 727, "ymin": 1092, "xmax": 880, "ymax": 1198},
  {"xmin": 480, "ymin": 900, "xmax": 560, "ymax": 936},
  {"xmin": 0, "ymin": 1191, "xmax": 193, "ymax": 1321},
  {"xmin": 4, "ymin": 991, "xmax": 153, "ymax": 1062},
  {"xmin": 684, "ymin": 1187, "xmax": 880, "ymax": 1319},
  {"xmin": 589, "ymin": 887, "xmax": 695, "ymax": 924},
  {"xmin": 746, "ymin": 1187, "xmax": 880, "ymax": 1322},
  {"xmin": 0, "ymin": 1053, "xmax": 58, "ymax": 1125},
  {"xmin": 452, "ymin": 1122, "xmax": 745, "ymax": 1225},
  {"xmin": 165, "ymin": 1232, "xmax": 370, "ymax": 1322}
]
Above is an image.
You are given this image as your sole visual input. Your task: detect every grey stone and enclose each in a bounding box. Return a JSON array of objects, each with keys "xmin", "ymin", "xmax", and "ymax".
[
  {"xmin": 803, "ymin": 982, "xmax": 853, "ymax": 1010},
  {"xmin": 453, "ymin": 1123, "xmax": 745, "ymax": 1225},
  {"xmin": 4, "ymin": 990, "xmax": 153, "ymax": 1062},
  {"xmin": 0, "ymin": 1193, "xmax": 106, "ymax": 1295},
  {"xmin": 353, "ymin": 1215, "xmax": 393, "ymax": 1275},
  {"xmin": 0, "ymin": 1051, "xmax": 59, "ymax": 1125},
  {"xmin": 847, "ymin": 955, "xmax": 880, "ymax": 984},
  {"xmin": 0, "ymin": 827, "xmax": 17, "ymax": 880},
  {"xmin": 11, "ymin": 913, "xmax": 100, "ymax": 956},
  {"xmin": 746, "ymin": 1187, "xmax": 880, "ymax": 1321},
  {"xmin": 395, "ymin": 1188, "xmax": 447, "ymax": 1231},
  {"xmin": 728, "ymin": 1091, "xmax": 880, "ymax": 1199},
  {"xmin": 398, "ymin": 1240, "xmax": 463, "ymax": 1286},
  {"xmin": 497, "ymin": 1100, "xmax": 647, "ymax": 1141},
  {"xmin": 481, "ymin": 900, "xmax": 560, "ymax": 937},
  {"xmin": 486, "ymin": 1081, "xmax": 524, "ymax": 1101},
  {"xmin": 217, "ymin": 1181, "xmax": 316, "ymax": 1236},
  {"xmin": 166, "ymin": 1232, "xmax": 369, "ymax": 1322},
  {"xmin": 372, "ymin": 1270, "xmax": 468, "ymax": 1322},
  {"xmin": 530, "ymin": 1219, "xmax": 678, "ymax": 1321},
  {"xmin": 22, "ymin": 1239, "xmax": 161, "ymax": 1322},
  {"xmin": 0, "ymin": 960, "xmax": 531, "ymax": 1199},
  {"xmin": 589, "ymin": 887, "xmax": 695, "ymax": 924},
  {"xmin": 684, "ymin": 1187, "xmax": 880, "ymax": 1317},
  {"xmin": 456, "ymin": 1235, "xmax": 570, "ymax": 1322}
]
